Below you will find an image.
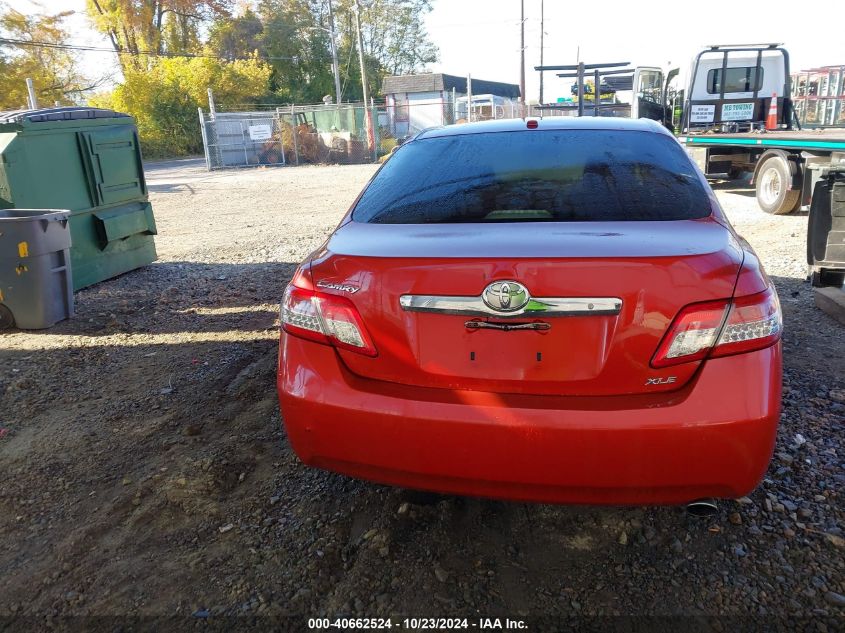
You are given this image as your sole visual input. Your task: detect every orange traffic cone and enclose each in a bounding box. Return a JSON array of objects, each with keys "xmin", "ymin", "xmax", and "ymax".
[{"xmin": 765, "ymin": 93, "xmax": 778, "ymax": 130}]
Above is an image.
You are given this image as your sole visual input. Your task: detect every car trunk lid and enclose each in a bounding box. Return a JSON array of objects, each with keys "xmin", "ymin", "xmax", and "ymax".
[{"xmin": 307, "ymin": 219, "xmax": 743, "ymax": 396}]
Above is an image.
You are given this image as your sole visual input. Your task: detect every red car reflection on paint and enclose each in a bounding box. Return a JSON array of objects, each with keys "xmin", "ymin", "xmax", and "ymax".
[{"xmin": 277, "ymin": 118, "xmax": 782, "ymax": 506}]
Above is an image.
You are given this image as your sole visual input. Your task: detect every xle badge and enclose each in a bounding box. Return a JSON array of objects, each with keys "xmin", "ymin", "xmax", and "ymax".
[{"xmin": 645, "ymin": 376, "xmax": 677, "ymax": 386}]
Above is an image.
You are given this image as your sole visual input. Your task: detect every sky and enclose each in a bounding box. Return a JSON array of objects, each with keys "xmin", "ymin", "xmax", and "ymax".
[
  {"xmin": 423, "ymin": 0, "xmax": 845, "ymax": 102},
  {"xmin": 6, "ymin": 0, "xmax": 845, "ymax": 103}
]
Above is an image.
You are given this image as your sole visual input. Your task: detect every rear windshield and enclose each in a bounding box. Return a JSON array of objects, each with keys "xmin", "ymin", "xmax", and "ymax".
[{"xmin": 352, "ymin": 129, "xmax": 711, "ymax": 224}]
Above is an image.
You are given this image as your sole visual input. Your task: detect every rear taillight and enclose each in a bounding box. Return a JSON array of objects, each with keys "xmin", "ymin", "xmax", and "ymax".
[
  {"xmin": 651, "ymin": 299, "xmax": 729, "ymax": 368},
  {"xmin": 651, "ymin": 287, "xmax": 781, "ymax": 368},
  {"xmin": 281, "ymin": 284, "xmax": 377, "ymax": 357},
  {"xmin": 710, "ymin": 287, "xmax": 782, "ymax": 358}
]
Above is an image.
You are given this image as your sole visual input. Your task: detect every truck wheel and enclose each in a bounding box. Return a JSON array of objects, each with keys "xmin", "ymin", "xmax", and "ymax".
[
  {"xmin": 0, "ymin": 305, "xmax": 14, "ymax": 330},
  {"xmin": 756, "ymin": 157, "xmax": 800, "ymax": 215},
  {"xmin": 811, "ymin": 269, "xmax": 845, "ymax": 288}
]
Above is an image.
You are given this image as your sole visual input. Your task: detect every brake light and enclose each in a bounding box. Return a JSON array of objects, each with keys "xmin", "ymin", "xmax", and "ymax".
[
  {"xmin": 710, "ymin": 287, "xmax": 782, "ymax": 358},
  {"xmin": 651, "ymin": 287, "xmax": 781, "ymax": 368},
  {"xmin": 651, "ymin": 299, "xmax": 729, "ymax": 368},
  {"xmin": 281, "ymin": 284, "xmax": 377, "ymax": 357}
]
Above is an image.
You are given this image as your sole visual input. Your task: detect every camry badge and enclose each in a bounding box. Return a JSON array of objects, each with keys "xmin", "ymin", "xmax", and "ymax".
[
  {"xmin": 482, "ymin": 280, "xmax": 530, "ymax": 313},
  {"xmin": 316, "ymin": 280, "xmax": 360, "ymax": 294}
]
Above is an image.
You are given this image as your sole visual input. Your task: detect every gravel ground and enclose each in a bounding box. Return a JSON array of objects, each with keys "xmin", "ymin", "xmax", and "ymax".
[{"xmin": 0, "ymin": 159, "xmax": 843, "ymax": 630}]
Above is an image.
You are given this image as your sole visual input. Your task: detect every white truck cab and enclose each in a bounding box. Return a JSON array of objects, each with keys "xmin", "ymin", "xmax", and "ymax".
[{"xmin": 683, "ymin": 44, "xmax": 790, "ymax": 131}]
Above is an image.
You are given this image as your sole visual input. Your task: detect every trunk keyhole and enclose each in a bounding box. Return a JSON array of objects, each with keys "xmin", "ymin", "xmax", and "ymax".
[
  {"xmin": 470, "ymin": 351, "xmax": 476, "ymax": 361},
  {"xmin": 536, "ymin": 352, "xmax": 542, "ymax": 362}
]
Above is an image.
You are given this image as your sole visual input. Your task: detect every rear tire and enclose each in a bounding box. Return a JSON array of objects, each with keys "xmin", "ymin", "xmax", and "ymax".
[
  {"xmin": 811, "ymin": 269, "xmax": 845, "ymax": 288},
  {"xmin": 756, "ymin": 157, "xmax": 800, "ymax": 215},
  {"xmin": 0, "ymin": 305, "xmax": 14, "ymax": 330}
]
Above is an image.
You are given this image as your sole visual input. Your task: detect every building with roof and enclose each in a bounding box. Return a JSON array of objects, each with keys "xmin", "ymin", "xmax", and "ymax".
[{"xmin": 382, "ymin": 73, "xmax": 521, "ymax": 138}]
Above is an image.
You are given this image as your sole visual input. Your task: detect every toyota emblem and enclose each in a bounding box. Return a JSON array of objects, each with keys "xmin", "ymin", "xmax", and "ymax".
[{"xmin": 482, "ymin": 280, "xmax": 530, "ymax": 313}]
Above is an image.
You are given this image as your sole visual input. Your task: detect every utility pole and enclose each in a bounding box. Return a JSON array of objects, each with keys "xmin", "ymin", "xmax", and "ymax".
[
  {"xmin": 577, "ymin": 62, "xmax": 585, "ymax": 117},
  {"xmin": 353, "ymin": 0, "xmax": 375, "ymax": 158},
  {"xmin": 519, "ymin": 0, "xmax": 526, "ymax": 112},
  {"xmin": 207, "ymin": 87, "xmax": 216, "ymax": 116},
  {"xmin": 327, "ymin": 0, "xmax": 342, "ymax": 104},
  {"xmin": 25, "ymin": 78, "xmax": 38, "ymax": 110},
  {"xmin": 467, "ymin": 73, "xmax": 473, "ymax": 122},
  {"xmin": 539, "ymin": 0, "xmax": 544, "ymax": 104}
]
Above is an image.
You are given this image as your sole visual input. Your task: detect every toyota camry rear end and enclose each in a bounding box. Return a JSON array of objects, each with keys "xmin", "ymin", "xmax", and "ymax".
[{"xmin": 277, "ymin": 118, "xmax": 782, "ymax": 506}]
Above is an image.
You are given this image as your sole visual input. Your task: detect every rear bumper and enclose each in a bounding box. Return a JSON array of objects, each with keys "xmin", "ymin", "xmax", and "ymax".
[{"xmin": 277, "ymin": 336, "xmax": 781, "ymax": 505}]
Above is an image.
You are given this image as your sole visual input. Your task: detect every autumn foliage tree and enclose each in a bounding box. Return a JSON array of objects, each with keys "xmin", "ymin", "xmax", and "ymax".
[
  {"xmin": 85, "ymin": 0, "xmax": 232, "ymax": 70},
  {"xmin": 91, "ymin": 55, "xmax": 270, "ymax": 157},
  {"xmin": 80, "ymin": 0, "xmax": 438, "ymax": 156},
  {"xmin": 84, "ymin": 0, "xmax": 270, "ymax": 156},
  {"xmin": 0, "ymin": 6, "xmax": 93, "ymax": 110}
]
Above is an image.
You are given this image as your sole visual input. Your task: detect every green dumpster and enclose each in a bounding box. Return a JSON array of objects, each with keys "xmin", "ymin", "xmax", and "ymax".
[{"xmin": 0, "ymin": 107, "xmax": 157, "ymax": 290}]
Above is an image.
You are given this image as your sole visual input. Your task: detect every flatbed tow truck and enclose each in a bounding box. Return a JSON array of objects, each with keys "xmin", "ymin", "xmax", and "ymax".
[
  {"xmin": 681, "ymin": 126, "xmax": 845, "ymax": 288},
  {"xmin": 678, "ymin": 44, "xmax": 845, "ymax": 287},
  {"xmin": 535, "ymin": 44, "xmax": 845, "ymax": 287}
]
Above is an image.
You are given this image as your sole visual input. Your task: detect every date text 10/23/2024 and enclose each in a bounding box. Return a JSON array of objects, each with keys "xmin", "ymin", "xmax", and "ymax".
[{"xmin": 307, "ymin": 617, "xmax": 528, "ymax": 630}]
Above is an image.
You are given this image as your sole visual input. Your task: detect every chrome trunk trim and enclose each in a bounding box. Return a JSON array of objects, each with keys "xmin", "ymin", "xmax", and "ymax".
[{"xmin": 399, "ymin": 294, "xmax": 622, "ymax": 318}]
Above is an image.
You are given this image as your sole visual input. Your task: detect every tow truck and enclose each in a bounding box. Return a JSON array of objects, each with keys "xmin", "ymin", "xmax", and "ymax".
[
  {"xmin": 678, "ymin": 44, "xmax": 845, "ymax": 287},
  {"xmin": 535, "ymin": 44, "xmax": 845, "ymax": 287}
]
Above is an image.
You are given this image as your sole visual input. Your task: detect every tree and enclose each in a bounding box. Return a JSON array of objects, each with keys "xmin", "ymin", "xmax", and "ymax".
[
  {"xmin": 0, "ymin": 6, "xmax": 94, "ymax": 109},
  {"xmin": 243, "ymin": 0, "xmax": 438, "ymax": 103},
  {"xmin": 83, "ymin": 0, "xmax": 438, "ymax": 156},
  {"xmin": 332, "ymin": 0, "xmax": 437, "ymax": 99},
  {"xmin": 248, "ymin": 0, "xmax": 334, "ymax": 103},
  {"xmin": 91, "ymin": 55, "xmax": 271, "ymax": 157},
  {"xmin": 207, "ymin": 7, "xmax": 263, "ymax": 61},
  {"xmin": 348, "ymin": 0, "xmax": 437, "ymax": 76},
  {"xmin": 85, "ymin": 0, "xmax": 232, "ymax": 69}
]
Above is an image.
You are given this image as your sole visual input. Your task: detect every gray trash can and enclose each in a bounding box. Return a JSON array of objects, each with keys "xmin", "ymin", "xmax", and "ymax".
[{"xmin": 0, "ymin": 209, "xmax": 74, "ymax": 330}]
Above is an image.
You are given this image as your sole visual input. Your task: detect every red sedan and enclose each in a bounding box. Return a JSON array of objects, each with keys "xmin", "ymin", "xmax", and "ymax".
[{"xmin": 277, "ymin": 118, "xmax": 782, "ymax": 507}]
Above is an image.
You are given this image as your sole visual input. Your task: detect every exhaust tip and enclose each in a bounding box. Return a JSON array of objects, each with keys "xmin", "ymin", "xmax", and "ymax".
[{"xmin": 686, "ymin": 498, "xmax": 718, "ymax": 517}]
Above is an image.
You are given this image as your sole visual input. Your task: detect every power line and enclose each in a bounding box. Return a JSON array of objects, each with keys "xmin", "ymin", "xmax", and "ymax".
[
  {"xmin": 0, "ymin": 37, "xmax": 297, "ymax": 61},
  {"xmin": 425, "ymin": 18, "xmax": 517, "ymax": 29}
]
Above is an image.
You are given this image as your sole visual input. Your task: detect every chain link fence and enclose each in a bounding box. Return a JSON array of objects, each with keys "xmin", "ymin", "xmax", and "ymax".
[
  {"xmin": 278, "ymin": 103, "xmax": 378, "ymax": 165},
  {"xmin": 199, "ymin": 109, "xmax": 287, "ymax": 170},
  {"xmin": 199, "ymin": 98, "xmax": 537, "ymax": 170}
]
